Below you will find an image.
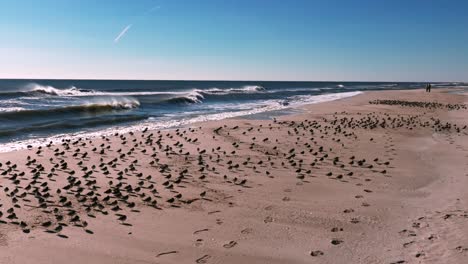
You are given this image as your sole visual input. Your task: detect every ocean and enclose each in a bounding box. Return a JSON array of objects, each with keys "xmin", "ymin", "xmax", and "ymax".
[{"xmin": 0, "ymin": 79, "xmax": 461, "ymax": 152}]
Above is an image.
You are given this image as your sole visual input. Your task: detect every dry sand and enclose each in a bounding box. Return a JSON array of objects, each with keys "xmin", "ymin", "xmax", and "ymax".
[{"xmin": 0, "ymin": 88, "xmax": 467, "ymax": 264}]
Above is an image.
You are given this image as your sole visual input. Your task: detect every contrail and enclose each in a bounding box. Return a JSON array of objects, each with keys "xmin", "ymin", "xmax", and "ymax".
[
  {"xmin": 146, "ymin": 5, "xmax": 160, "ymax": 14},
  {"xmin": 113, "ymin": 5, "xmax": 160, "ymax": 44},
  {"xmin": 114, "ymin": 24, "xmax": 132, "ymax": 43}
]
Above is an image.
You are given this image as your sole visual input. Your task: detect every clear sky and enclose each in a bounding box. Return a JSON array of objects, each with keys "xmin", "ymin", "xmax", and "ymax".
[{"xmin": 0, "ymin": 0, "xmax": 467, "ymax": 81}]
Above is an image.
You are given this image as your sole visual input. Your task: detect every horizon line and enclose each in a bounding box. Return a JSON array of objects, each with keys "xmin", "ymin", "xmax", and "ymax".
[{"xmin": 0, "ymin": 77, "xmax": 458, "ymax": 83}]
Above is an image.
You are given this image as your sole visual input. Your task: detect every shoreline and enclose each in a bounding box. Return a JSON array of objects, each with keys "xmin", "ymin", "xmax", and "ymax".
[
  {"xmin": 0, "ymin": 88, "xmax": 467, "ymax": 263},
  {"xmin": 2, "ymin": 87, "xmax": 466, "ymax": 154},
  {"xmin": 0, "ymin": 90, "xmax": 363, "ymax": 153}
]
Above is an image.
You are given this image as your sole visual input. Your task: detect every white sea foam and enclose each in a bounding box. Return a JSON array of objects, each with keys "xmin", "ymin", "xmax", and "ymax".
[
  {"xmin": 183, "ymin": 90, "xmax": 205, "ymax": 103},
  {"xmin": 82, "ymin": 97, "xmax": 140, "ymax": 109},
  {"xmin": 14, "ymin": 84, "xmax": 339, "ymax": 103},
  {"xmin": 12, "ymin": 84, "xmax": 266, "ymax": 102},
  {"xmin": 0, "ymin": 97, "xmax": 140, "ymax": 117},
  {"xmin": 0, "ymin": 91, "xmax": 362, "ymax": 153},
  {"xmin": 286, "ymin": 91, "xmax": 362, "ymax": 106},
  {"xmin": 201, "ymin": 85, "xmax": 264, "ymax": 94},
  {"xmin": 0, "ymin": 107, "xmax": 27, "ymax": 112},
  {"xmin": 378, "ymin": 84, "xmax": 399, "ymax": 88},
  {"xmin": 19, "ymin": 83, "xmax": 264, "ymax": 96},
  {"xmin": 0, "ymin": 98, "xmax": 30, "ymax": 112},
  {"xmin": 23, "ymin": 83, "xmax": 93, "ymax": 96},
  {"xmin": 199, "ymin": 86, "xmax": 333, "ymax": 96}
]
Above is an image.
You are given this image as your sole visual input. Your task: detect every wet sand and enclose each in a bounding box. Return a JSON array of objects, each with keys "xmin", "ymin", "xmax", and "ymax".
[{"xmin": 0, "ymin": 88, "xmax": 467, "ymax": 264}]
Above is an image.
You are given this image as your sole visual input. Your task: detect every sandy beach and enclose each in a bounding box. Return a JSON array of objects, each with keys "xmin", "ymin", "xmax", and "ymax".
[{"xmin": 0, "ymin": 88, "xmax": 467, "ymax": 264}]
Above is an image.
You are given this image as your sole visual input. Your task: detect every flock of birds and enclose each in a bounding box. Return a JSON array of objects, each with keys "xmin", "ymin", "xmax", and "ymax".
[
  {"xmin": 0, "ymin": 99, "xmax": 466, "ymax": 247},
  {"xmin": 369, "ymin": 99, "xmax": 468, "ymax": 111}
]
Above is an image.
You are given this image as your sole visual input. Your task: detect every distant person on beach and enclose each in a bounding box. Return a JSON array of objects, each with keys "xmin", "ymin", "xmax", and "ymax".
[{"xmin": 425, "ymin": 83, "xmax": 432, "ymax": 92}]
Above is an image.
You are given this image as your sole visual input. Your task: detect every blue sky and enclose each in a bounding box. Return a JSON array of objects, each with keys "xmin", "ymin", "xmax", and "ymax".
[{"xmin": 0, "ymin": 0, "xmax": 467, "ymax": 81}]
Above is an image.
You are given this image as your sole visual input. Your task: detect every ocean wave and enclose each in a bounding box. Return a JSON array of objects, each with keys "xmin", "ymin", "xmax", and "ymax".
[
  {"xmin": 27, "ymin": 84, "xmax": 95, "ymax": 96},
  {"xmin": 0, "ymin": 107, "xmax": 27, "ymax": 113},
  {"xmin": 378, "ymin": 84, "xmax": 399, "ymax": 88},
  {"xmin": 0, "ymin": 91, "xmax": 362, "ymax": 153},
  {"xmin": 159, "ymin": 86, "xmax": 264, "ymax": 104},
  {"xmin": 432, "ymin": 83, "xmax": 458, "ymax": 88},
  {"xmin": 0, "ymin": 83, "xmax": 333, "ymax": 104},
  {"xmin": 200, "ymin": 85, "xmax": 265, "ymax": 95},
  {"xmin": 0, "ymin": 83, "xmax": 267, "ymax": 98},
  {"xmin": 0, "ymin": 97, "xmax": 140, "ymax": 119},
  {"xmin": 164, "ymin": 90, "xmax": 205, "ymax": 104},
  {"xmin": 350, "ymin": 83, "xmax": 401, "ymax": 90},
  {"xmin": 285, "ymin": 91, "xmax": 362, "ymax": 106},
  {"xmin": 0, "ymin": 115, "xmax": 147, "ymax": 137}
]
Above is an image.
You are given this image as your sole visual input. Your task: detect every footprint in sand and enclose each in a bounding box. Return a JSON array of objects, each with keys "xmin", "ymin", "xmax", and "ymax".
[
  {"xmin": 399, "ymin": 229, "xmax": 416, "ymax": 237},
  {"xmin": 331, "ymin": 239, "xmax": 343, "ymax": 245},
  {"xmin": 331, "ymin": 227, "xmax": 343, "ymax": 232},
  {"xmin": 455, "ymin": 246, "xmax": 468, "ymax": 252},
  {"xmin": 403, "ymin": 241, "xmax": 414, "ymax": 248},
  {"xmin": 195, "ymin": 239, "xmax": 204, "ymax": 247},
  {"xmin": 156, "ymin": 251, "xmax": 179, "ymax": 257},
  {"xmin": 196, "ymin": 254, "xmax": 211, "ymax": 263},
  {"xmin": 264, "ymin": 216, "xmax": 273, "ymax": 223},
  {"xmin": 223, "ymin": 240, "xmax": 237, "ymax": 249},
  {"xmin": 241, "ymin": 228, "xmax": 253, "ymax": 235},
  {"xmin": 194, "ymin": 229, "xmax": 210, "ymax": 235},
  {"xmin": 310, "ymin": 250, "xmax": 324, "ymax": 256}
]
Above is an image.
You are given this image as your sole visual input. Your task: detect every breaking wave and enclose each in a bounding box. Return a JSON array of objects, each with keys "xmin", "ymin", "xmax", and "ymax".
[
  {"xmin": 199, "ymin": 85, "xmax": 265, "ymax": 95},
  {"xmin": 164, "ymin": 90, "xmax": 205, "ymax": 104},
  {"xmin": 0, "ymin": 97, "xmax": 140, "ymax": 119},
  {"xmin": 0, "ymin": 91, "xmax": 363, "ymax": 152},
  {"xmin": 17, "ymin": 83, "xmax": 96, "ymax": 96},
  {"xmin": 0, "ymin": 84, "xmax": 336, "ymax": 106},
  {"xmin": 0, "ymin": 115, "xmax": 148, "ymax": 137},
  {"xmin": 0, "ymin": 83, "xmax": 266, "ymax": 97}
]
